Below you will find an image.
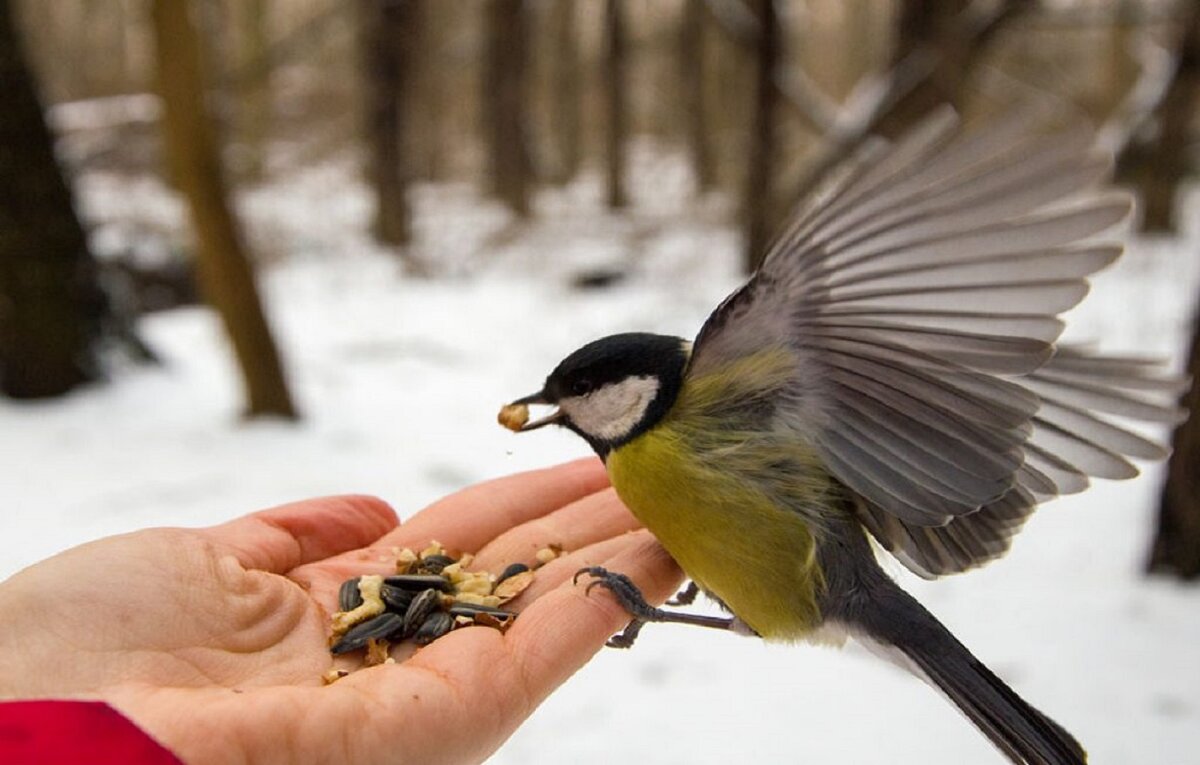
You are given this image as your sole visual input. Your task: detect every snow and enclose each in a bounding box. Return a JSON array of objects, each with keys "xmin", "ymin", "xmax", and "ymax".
[{"xmin": 3, "ymin": 148, "xmax": 1199, "ymax": 764}]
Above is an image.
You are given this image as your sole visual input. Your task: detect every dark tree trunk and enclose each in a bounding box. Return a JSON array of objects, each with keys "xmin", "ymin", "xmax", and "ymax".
[
  {"xmin": 152, "ymin": 0, "xmax": 297, "ymax": 420},
  {"xmin": 604, "ymin": 0, "xmax": 629, "ymax": 210},
  {"xmin": 743, "ymin": 0, "xmax": 779, "ymax": 272},
  {"xmin": 548, "ymin": 0, "xmax": 581, "ymax": 185},
  {"xmin": 1135, "ymin": 4, "xmax": 1199, "ymax": 233},
  {"xmin": 0, "ymin": 0, "xmax": 103, "ymax": 398},
  {"xmin": 876, "ymin": 0, "xmax": 969, "ymax": 139},
  {"xmin": 1148, "ymin": 305, "xmax": 1200, "ymax": 579},
  {"xmin": 875, "ymin": 0, "xmax": 1032, "ymax": 140},
  {"xmin": 361, "ymin": 0, "xmax": 413, "ymax": 246},
  {"xmin": 484, "ymin": 0, "xmax": 531, "ymax": 217},
  {"xmin": 235, "ymin": 0, "xmax": 270, "ymax": 182},
  {"xmin": 681, "ymin": 0, "xmax": 713, "ymax": 193}
]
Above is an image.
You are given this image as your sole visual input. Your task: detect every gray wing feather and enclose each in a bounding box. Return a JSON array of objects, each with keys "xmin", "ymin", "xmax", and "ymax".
[
  {"xmin": 860, "ymin": 348, "xmax": 1185, "ymax": 578},
  {"xmin": 686, "ymin": 110, "xmax": 1184, "ymax": 578}
]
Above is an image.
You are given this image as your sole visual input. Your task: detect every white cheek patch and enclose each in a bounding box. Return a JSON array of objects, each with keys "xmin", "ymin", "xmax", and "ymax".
[{"xmin": 563, "ymin": 376, "xmax": 661, "ymax": 442}]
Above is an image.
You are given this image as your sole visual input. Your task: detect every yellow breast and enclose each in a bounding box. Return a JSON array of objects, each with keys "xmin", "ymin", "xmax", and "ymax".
[{"xmin": 606, "ymin": 420, "xmax": 832, "ymax": 640}]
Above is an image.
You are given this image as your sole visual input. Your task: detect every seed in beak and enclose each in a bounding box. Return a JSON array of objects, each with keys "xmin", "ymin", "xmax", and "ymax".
[{"xmin": 498, "ymin": 403, "xmax": 530, "ymax": 431}]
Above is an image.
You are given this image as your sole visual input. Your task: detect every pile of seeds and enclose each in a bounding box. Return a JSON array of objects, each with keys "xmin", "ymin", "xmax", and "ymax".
[{"xmin": 325, "ymin": 541, "xmax": 558, "ymax": 681}]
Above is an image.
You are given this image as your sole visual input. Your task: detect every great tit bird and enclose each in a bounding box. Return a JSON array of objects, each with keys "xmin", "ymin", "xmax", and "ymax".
[{"xmin": 502, "ymin": 110, "xmax": 1185, "ymax": 765}]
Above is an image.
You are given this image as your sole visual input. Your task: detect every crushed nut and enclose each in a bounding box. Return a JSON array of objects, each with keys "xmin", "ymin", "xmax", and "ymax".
[
  {"xmin": 322, "ymin": 669, "xmax": 349, "ymax": 685},
  {"xmin": 534, "ymin": 547, "xmax": 561, "ymax": 567},
  {"xmin": 498, "ymin": 403, "xmax": 529, "ymax": 431},
  {"xmin": 494, "ymin": 569, "xmax": 534, "ymax": 602},
  {"xmin": 331, "ymin": 575, "xmax": 386, "ymax": 635},
  {"xmin": 364, "ymin": 638, "xmax": 391, "ymax": 667}
]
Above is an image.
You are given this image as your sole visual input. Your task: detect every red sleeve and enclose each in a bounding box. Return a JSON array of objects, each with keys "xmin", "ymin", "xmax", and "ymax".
[{"xmin": 0, "ymin": 700, "xmax": 183, "ymax": 764}]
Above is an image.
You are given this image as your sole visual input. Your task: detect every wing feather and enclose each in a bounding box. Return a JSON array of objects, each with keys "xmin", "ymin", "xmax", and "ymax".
[{"xmin": 685, "ymin": 110, "xmax": 1184, "ymax": 578}]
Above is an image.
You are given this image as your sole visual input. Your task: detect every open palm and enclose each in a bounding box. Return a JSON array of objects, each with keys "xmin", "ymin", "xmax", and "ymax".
[{"xmin": 0, "ymin": 459, "xmax": 680, "ymax": 764}]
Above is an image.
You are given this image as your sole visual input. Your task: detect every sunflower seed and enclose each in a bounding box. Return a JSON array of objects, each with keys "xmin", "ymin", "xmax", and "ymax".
[
  {"xmin": 451, "ymin": 592, "xmax": 503, "ymax": 608},
  {"xmin": 380, "ymin": 583, "xmax": 416, "ymax": 612},
  {"xmin": 383, "ymin": 574, "xmax": 454, "ymax": 593},
  {"xmin": 447, "ymin": 602, "xmax": 515, "ymax": 618},
  {"xmin": 413, "ymin": 611, "xmax": 454, "ymax": 645},
  {"xmin": 338, "ymin": 577, "xmax": 364, "ymax": 612},
  {"xmin": 331, "ymin": 612, "xmax": 405, "ymax": 655},
  {"xmin": 417, "ymin": 554, "xmax": 456, "ymax": 575},
  {"xmin": 496, "ymin": 563, "xmax": 530, "ymax": 584},
  {"xmin": 403, "ymin": 588, "xmax": 442, "ymax": 637}
]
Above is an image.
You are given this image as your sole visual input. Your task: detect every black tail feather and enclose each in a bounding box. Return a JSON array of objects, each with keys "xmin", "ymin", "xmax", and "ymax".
[{"xmin": 849, "ymin": 582, "xmax": 1087, "ymax": 765}]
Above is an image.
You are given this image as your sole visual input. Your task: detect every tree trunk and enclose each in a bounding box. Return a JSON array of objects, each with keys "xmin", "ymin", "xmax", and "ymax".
[
  {"xmin": 360, "ymin": 0, "xmax": 412, "ymax": 245},
  {"xmin": 604, "ymin": 0, "xmax": 628, "ymax": 209},
  {"xmin": 743, "ymin": 0, "xmax": 779, "ymax": 272},
  {"xmin": 876, "ymin": 0, "xmax": 969, "ymax": 139},
  {"xmin": 1148, "ymin": 304, "xmax": 1200, "ymax": 580},
  {"xmin": 1139, "ymin": 3, "xmax": 1199, "ymax": 233},
  {"xmin": 0, "ymin": 0, "xmax": 103, "ymax": 398},
  {"xmin": 236, "ymin": 0, "xmax": 271, "ymax": 182},
  {"xmin": 483, "ymin": 0, "xmax": 531, "ymax": 217},
  {"xmin": 151, "ymin": 0, "xmax": 297, "ymax": 420},
  {"xmin": 681, "ymin": 0, "xmax": 713, "ymax": 193},
  {"xmin": 548, "ymin": 0, "xmax": 581, "ymax": 185}
]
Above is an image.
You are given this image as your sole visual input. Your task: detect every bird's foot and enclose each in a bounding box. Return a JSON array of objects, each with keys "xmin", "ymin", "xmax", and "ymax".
[
  {"xmin": 573, "ymin": 567, "xmax": 736, "ymax": 648},
  {"xmin": 667, "ymin": 580, "xmax": 700, "ymax": 607}
]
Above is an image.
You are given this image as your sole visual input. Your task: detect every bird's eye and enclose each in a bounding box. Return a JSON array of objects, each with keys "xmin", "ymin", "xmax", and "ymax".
[{"xmin": 571, "ymin": 379, "xmax": 593, "ymax": 396}]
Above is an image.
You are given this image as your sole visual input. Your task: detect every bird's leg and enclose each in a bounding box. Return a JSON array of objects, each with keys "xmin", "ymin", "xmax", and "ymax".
[
  {"xmin": 666, "ymin": 580, "xmax": 700, "ymax": 606},
  {"xmin": 574, "ymin": 567, "xmax": 739, "ymax": 648}
]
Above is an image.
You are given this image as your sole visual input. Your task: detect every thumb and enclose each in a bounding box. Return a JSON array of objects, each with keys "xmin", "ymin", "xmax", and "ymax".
[{"xmin": 201, "ymin": 495, "xmax": 400, "ymax": 574}]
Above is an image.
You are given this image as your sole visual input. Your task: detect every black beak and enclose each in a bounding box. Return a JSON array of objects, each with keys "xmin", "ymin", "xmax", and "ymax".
[{"xmin": 509, "ymin": 391, "xmax": 564, "ymax": 432}]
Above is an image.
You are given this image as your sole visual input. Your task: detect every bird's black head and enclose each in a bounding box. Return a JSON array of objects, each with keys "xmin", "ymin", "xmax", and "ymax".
[{"xmin": 509, "ymin": 332, "xmax": 690, "ymax": 457}]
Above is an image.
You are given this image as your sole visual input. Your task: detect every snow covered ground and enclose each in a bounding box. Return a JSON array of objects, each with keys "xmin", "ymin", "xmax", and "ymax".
[{"xmin": 3, "ymin": 149, "xmax": 1199, "ymax": 764}]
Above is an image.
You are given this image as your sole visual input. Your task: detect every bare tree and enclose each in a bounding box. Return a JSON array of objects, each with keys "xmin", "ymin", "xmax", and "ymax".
[
  {"xmin": 484, "ymin": 0, "xmax": 531, "ymax": 217},
  {"xmin": 235, "ymin": 0, "xmax": 271, "ymax": 182},
  {"xmin": 604, "ymin": 0, "xmax": 629, "ymax": 209},
  {"xmin": 743, "ymin": 0, "xmax": 779, "ymax": 271},
  {"xmin": 681, "ymin": 0, "xmax": 714, "ymax": 193},
  {"xmin": 1120, "ymin": 2, "xmax": 1199, "ymax": 233},
  {"xmin": 151, "ymin": 0, "xmax": 297, "ymax": 419},
  {"xmin": 0, "ymin": 0, "xmax": 103, "ymax": 399},
  {"xmin": 360, "ymin": 0, "xmax": 414, "ymax": 245},
  {"xmin": 548, "ymin": 0, "xmax": 581, "ymax": 185},
  {"xmin": 1149, "ymin": 301, "xmax": 1200, "ymax": 580},
  {"xmin": 782, "ymin": 0, "xmax": 1032, "ymax": 212}
]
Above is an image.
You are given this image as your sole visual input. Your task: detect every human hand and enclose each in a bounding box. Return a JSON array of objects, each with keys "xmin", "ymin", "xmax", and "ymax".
[{"xmin": 0, "ymin": 459, "xmax": 681, "ymax": 764}]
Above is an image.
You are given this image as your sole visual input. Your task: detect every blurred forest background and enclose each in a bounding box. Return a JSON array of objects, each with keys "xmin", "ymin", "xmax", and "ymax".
[{"xmin": 1, "ymin": 0, "xmax": 1199, "ymax": 581}]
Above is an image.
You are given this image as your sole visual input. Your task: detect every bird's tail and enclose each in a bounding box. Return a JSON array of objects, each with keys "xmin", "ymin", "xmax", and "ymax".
[{"xmin": 847, "ymin": 581, "xmax": 1087, "ymax": 765}]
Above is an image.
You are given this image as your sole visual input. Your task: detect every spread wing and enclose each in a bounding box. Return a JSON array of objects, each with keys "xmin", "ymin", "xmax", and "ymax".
[{"xmin": 686, "ymin": 110, "xmax": 1186, "ymax": 578}]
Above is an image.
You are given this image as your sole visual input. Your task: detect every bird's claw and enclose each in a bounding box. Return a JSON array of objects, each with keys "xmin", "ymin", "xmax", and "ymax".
[{"xmin": 574, "ymin": 566, "xmax": 664, "ymax": 648}]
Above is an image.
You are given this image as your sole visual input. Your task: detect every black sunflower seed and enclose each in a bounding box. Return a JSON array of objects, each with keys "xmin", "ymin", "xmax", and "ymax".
[
  {"xmin": 380, "ymin": 583, "xmax": 416, "ymax": 613},
  {"xmin": 383, "ymin": 574, "xmax": 453, "ymax": 593},
  {"xmin": 417, "ymin": 554, "xmax": 456, "ymax": 574},
  {"xmin": 338, "ymin": 578, "xmax": 364, "ymax": 612},
  {"xmin": 447, "ymin": 603, "xmax": 515, "ymax": 618},
  {"xmin": 413, "ymin": 611, "xmax": 454, "ymax": 646},
  {"xmin": 402, "ymin": 588, "xmax": 443, "ymax": 638},
  {"xmin": 331, "ymin": 612, "xmax": 405, "ymax": 655},
  {"xmin": 496, "ymin": 563, "xmax": 530, "ymax": 585}
]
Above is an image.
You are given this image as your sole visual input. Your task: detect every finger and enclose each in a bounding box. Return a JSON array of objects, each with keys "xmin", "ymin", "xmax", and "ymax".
[
  {"xmin": 469, "ymin": 487, "xmax": 641, "ymax": 573},
  {"xmin": 328, "ymin": 532, "xmax": 679, "ymax": 765},
  {"xmin": 501, "ymin": 531, "xmax": 680, "ymax": 690},
  {"xmin": 372, "ymin": 457, "xmax": 608, "ymax": 555},
  {"xmin": 202, "ymin": 495, "xmax": 400, "ymax": 574},
  {"xmin": 293, "ymin": 483, "xmax": 634, "ymax": 616},
  {"xmin": 288, "ymin": 459, "xmax": 611, "ymax": 608}
]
